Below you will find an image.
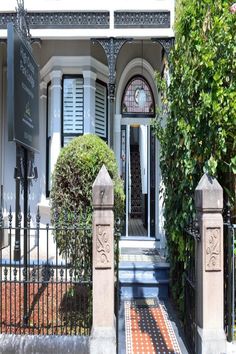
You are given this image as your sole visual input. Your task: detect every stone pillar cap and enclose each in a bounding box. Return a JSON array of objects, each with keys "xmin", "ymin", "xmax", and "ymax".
[
  {"xmin": 93, "ymin": 165, "xmax": 114, "ymax": 208},
  {"xmin": 195, "ymin": 174, "xmax": 223, "ymax": 212}
]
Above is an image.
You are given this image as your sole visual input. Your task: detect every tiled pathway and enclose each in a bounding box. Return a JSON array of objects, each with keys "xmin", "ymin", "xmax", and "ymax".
[{"xmin": 124, "ymin": 298, "xmax": 182, "ymax": 354}]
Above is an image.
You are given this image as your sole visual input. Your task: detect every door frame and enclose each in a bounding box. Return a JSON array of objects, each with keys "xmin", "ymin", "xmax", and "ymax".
[{"xmin": 121, "ymin": 117, "xmax": 154, "ymax": 238}]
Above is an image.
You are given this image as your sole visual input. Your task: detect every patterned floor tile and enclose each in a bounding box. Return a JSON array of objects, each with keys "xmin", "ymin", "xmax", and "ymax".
[{"xmin": 125, "ymin": 298, "xmax": 182, "ymax": 354}]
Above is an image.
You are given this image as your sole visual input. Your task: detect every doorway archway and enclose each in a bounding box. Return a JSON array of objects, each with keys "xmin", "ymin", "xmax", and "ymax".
[{"xmin": 120, "ymin": 75, "xmax": 155, "ymax": 237}]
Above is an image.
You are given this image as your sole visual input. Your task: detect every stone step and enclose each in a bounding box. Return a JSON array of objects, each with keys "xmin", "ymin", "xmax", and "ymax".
[
  {"xmin": 118, "ymin": 261, "xmax": 170, "ymax": 300},
  {"xmin": 119, "ymin": 269, "xmax": 169, "ymax": 282},
  {"xmin": 119, "ymin": 281, "xmax": 169, "ymax": 299},
  {"xmin": 119, "ymin": 262, "xmax": 169, "ymax": 279}
]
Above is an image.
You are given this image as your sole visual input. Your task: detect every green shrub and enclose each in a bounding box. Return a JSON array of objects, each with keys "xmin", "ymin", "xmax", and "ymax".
[{"xmin": 50, "ymin": 134, "xmax": 125, "ymax": 273}]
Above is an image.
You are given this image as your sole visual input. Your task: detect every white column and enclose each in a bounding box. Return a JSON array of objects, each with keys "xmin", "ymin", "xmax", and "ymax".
[
  {"xmin": 113, "ymin": 114, "xmax": 121, "ymax": 174},
  {"xmin": 49, "ymin": 70, "xmax": 62, "ymax": 176},
  {"xmin": 38, "ymin": 81, "xmax": 47, "ymax": 203},
  {"xmin": 83, "ymin": 70, "xmax": 97, "ymax": 134}
]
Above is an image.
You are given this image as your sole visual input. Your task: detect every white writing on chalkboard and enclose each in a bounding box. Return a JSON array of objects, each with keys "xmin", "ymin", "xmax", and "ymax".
[{"xmin": 20, "ymin": 46, "xmax": 35, "ymax": 89}]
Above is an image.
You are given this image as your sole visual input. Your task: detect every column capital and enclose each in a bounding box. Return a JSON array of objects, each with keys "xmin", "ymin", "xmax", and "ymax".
[
  {"xmin": 49, "ymin": 70, "xmax": 63, "ymax": 82},
  {"xmin": 49, "ymin": 70, "xmax": 62, "ymax": 88},
  {"xmin": 83, "ymin": 70, "xmax": 97, "ymax": 81}
]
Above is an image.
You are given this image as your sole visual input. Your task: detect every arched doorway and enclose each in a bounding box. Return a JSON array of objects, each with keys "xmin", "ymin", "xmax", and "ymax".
[{"xmin": 120, "ymin": 75, "xmax": 156, "ymax": 238}]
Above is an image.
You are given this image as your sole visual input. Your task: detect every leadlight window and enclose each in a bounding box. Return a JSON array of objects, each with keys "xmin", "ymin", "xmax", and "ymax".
[
  {"xmin": 62, "ymin": 76, "xmax": 84, "ymax": 146},
  {"xmin": 121, "ymin": 76, "xmax": 155, "ymax": 117}
]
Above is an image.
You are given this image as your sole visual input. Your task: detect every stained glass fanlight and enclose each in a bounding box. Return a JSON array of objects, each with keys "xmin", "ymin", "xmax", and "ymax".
[{"xmin": 121, "ymin": 76, "xmax": 155, "ymax": 117}]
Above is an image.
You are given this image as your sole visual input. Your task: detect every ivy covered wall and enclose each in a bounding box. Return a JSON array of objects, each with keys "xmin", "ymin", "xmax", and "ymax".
[{"xmin": 153, "ymin": 0, "xmax": 236, "ymax": 310}]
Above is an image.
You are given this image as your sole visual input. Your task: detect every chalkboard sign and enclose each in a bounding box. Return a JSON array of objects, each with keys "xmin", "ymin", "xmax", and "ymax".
[{"xmin": 7, "ymin": 23, "xmax": 39, "ymax": 152}]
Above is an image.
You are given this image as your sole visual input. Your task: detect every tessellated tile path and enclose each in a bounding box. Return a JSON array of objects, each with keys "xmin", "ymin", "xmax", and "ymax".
[{"xmin": 125, "ymin": 298, "xmax": 182, "ymax": 354}]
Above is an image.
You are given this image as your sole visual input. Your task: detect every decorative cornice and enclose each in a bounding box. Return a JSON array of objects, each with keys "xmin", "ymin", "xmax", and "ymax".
[
  {"xmin": 114, "ymin": 11, "xmax": 170, "ymax": 29},
  {"xmin": 152, "ymin": 37, "xmax": 175, "ymax": 57},
  {"xmin": 92, "ymin": 38, "xmax": 128, "ymax": 83},
  {"xmin": 92, "ymin": 38, "xmax": 131, "ymax": 100},
  {"xmin": 0, "ymin": 11, "xmax": 110, "ymax": 29}
]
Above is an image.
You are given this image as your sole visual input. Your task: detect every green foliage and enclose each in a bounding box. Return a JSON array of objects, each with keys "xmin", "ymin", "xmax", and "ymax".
[
  {"xmin": 50, "ymin": 134, "xmax": 125, "ymax": 273},
  {"xmin": 152, "ymin": 0, "xmax": 236, "ymax": 308}
]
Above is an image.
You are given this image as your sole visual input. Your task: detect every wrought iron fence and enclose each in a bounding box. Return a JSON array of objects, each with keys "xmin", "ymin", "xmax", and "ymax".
[
  {"xmin": 0, "ymin": 208, "xmax": 92, "ymax": 335},
  {"xmin": 224, "ymin": 204, "xmax": 236, "ymax": 342},
  {"xmin": 184, "ymin": 219, "xmax": 199, "ymax": 354},
  {"xmin": 114, "ymin": 218, "xmax": 122, "ymax": 354}
]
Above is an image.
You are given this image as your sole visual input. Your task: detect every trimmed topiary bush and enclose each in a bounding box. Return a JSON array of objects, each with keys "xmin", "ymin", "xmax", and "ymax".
[{"xmin": 50, "ymin": 134, "xmax": 125, "ymax": 274}]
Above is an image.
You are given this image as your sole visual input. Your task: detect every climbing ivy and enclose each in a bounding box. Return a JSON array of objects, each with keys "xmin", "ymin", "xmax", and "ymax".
[{"xmin": 152, "ymin": 0, "xmax": 236, "ymax": 311}]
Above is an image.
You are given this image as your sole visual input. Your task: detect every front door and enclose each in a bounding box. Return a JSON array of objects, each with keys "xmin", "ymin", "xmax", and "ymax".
[{"xmin": 121, "ymin": 123, "xmax": 156, "ymax": 237}]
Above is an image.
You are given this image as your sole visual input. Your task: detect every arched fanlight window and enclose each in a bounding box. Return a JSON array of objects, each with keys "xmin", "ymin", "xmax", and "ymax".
[{"xmin": 121, "ymin": 76, "xmax": 155, "ymax": 117}]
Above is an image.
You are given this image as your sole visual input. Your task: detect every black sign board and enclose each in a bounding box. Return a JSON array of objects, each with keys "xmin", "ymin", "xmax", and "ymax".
[{"xmin": 7, "ymin": 23, "xmax": 39, "ymax": 152}]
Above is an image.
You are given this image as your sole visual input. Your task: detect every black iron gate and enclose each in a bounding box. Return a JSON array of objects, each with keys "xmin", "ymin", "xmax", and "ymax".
[
  {"xmin": 184, "ymin": 220, "xmax": 199, "ymax": 354},
  {"xmin": 0, "ymin": 208, "xmax": 92, "ymax": 335},
  {"xmin": 224, "ymin": 204, "xmax": 236, "ymax": 342}
]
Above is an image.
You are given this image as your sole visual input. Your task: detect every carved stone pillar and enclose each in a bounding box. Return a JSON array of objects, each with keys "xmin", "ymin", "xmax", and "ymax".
[
  {"xmin": 90, "ymin": 165, "xmax": 115, "ymax": 354},
  {"xmin": 195, "ymin": 174, "xmax": 226, "ymax": 353}
]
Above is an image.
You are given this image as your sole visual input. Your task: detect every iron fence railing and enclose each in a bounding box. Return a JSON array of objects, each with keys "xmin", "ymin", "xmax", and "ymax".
[
  {"xmin": 224, "ymin": 206, "xmax": 236, "ymax": 342},
  {"xmin": 114, "ymin": 218, "xmax": 122, "ymax": 354},
  {"xmin": 184, "ymin": 219, "xmax": 199, "ymax": 354},
  {"xmin": 0, "ymin": 208, "xmax": 92, "ymax": 335}
]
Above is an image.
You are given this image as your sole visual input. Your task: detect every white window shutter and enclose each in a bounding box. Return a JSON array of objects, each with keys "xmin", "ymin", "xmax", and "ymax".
[
  {"xmin": 95, "ymin": 82, "xmax": 107, "ymax": 139},
  {"xmin": 63, "ymin": 77, "xmax": 83, "ymax": 145}
]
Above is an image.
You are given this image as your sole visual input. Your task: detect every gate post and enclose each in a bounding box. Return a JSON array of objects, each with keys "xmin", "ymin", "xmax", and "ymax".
[
  {"xmin": 195, "ymin": 174, "xmax": 226, "ymax": 353},
  {"xmin": 90, "ymin": 165, "xmax": 116, "ymax": 354}
]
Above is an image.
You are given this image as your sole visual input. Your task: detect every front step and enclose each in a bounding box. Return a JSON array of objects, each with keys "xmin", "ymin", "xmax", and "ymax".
[{"xmin": 119, "ymin": 261, "xmax": 170, "ymax": 300}]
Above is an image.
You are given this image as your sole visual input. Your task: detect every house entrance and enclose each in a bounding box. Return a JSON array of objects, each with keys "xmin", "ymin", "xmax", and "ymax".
[
  {"xmin": 120, "ymin": 74, "xmax": 156, "ymax": 238},
  {"xmin": 121, "ymin": 123, "xmax": 156, "ymax": 238}
]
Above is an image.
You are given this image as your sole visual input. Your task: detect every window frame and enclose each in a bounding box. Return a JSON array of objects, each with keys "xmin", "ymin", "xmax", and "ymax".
[{"xmin": 61, "ymin": 74, "xmax": 84, "ymax": 148}]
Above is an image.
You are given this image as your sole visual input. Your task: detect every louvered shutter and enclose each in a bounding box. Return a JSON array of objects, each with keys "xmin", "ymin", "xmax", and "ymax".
[
  {"xmin": 63, "ymin": 77, "xmax": 83, "ymax": 146},
  {"xmin": 95, "ymin": 82, "xmax": 107, "ymax": 139}
]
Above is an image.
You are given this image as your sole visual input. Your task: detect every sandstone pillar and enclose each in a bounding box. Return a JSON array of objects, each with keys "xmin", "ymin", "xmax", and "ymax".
[
  {"xmin": 90, "ymin": 165, "xmax": 116, "ymax": 354},
  {"xmin": 195, "ymin": 174, "xmax": 226, "ymax": 353}
]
